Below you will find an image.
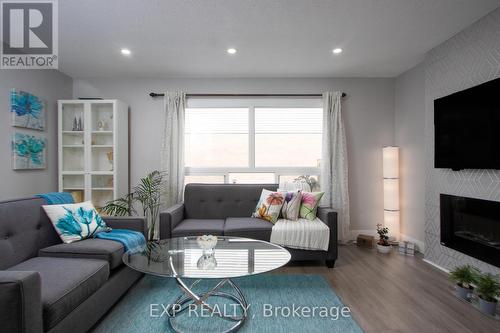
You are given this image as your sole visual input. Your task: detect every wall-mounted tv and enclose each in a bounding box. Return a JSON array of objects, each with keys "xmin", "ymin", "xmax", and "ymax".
[{"xmin": 434, "ymin": 77, "xmax": 500, "ymax": 171}]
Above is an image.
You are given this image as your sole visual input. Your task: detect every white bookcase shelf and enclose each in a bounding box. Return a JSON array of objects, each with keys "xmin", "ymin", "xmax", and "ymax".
[{"xmin": 58, "ymin": 99, "xmax": 129, "ymax": 210}]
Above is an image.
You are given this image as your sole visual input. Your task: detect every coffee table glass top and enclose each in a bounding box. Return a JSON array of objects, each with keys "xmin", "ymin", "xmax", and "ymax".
[{"xmin": 123, "ymin": 236, "xmax": 291, "ymax": 279}]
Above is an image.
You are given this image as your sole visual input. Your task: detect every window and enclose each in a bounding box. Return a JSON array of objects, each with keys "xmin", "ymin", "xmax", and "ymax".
[
  {"xmin": 185, "ymin": 98, "xmax": 322, "ymax": 184},
  {"xmin": 185, "ymin": 108, "xmax": 248, "ymax": 167},
  {"xmin": 255, "ymin": 108, "xmax": 322, "ymax": 167}
]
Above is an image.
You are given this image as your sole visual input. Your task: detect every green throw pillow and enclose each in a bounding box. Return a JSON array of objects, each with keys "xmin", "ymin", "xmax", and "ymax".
[{"xmin": 299, "ymin": 191, "xmax": 324, "ymax": 220}]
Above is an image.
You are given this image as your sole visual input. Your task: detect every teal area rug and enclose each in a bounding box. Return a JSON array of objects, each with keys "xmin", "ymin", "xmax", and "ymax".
[{"xmin": 91, "ymin": 274, "xmax": 363, "ymax": 333}]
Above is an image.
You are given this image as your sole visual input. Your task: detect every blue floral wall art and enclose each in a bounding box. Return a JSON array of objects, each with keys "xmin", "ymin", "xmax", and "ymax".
[
  {"xmin": 11, "ymin": 89, "xmax": 46, "ymax": 131},
  {"xmin": 12, "ymin": 132, "xmax": 46, "ymax": 169}
]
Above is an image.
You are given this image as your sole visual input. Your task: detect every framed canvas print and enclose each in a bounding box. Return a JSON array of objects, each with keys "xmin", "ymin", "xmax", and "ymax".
[
  {"xmin": 12, "ymin": 132, "xmax": 47, "ymax": 170},
  {"xmin": 11, "ymin": 89, "xmax": 46, "ymax": 131}
]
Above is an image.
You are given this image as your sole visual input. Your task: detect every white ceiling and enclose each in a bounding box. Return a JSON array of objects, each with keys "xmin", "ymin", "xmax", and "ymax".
[{"xmin": 59, "ymin": 0, "xmax": 500, "ymax": 79}]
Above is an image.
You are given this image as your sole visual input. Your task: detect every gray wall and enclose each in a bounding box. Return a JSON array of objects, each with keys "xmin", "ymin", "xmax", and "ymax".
[
  {"xmin": 73, "ymin": 77, "xmax": 395, "ymax": 232},
  {"xmin": 0, "ymin": 70, "xmax": 73, "ymax": 200},
  {"xmin": 423, "ymin": 8, "xmax": 500, "ymax": 273},
  {"xmin": 394, "ymin": 62, "xmax": 426, "ymax": 251}
]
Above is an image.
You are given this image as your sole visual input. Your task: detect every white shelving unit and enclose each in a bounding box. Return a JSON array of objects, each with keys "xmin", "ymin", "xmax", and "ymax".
[{"xmin": 58, "ymin": 99, "xmax": 129, "ymax": 210}]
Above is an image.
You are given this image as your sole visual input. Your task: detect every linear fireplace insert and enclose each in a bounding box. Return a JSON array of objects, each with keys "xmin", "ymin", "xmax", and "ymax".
[{"xmin": 441, "ymin": 194, "xmax": 500, "ymax": 267}]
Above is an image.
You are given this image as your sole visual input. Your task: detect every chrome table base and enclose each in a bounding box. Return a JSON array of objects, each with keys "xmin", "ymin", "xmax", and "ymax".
[{"xmin": 167, "ymin": 277, "xmax": 248, "ymax": 333}]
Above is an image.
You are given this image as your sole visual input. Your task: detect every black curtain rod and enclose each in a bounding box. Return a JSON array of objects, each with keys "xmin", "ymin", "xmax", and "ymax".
[{"xmin": 149, "ymin": 92, "xmax": 346, "ymax": 98}]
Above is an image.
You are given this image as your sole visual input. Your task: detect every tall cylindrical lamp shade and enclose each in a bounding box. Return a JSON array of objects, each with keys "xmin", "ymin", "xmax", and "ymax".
[
  {"xmin": 383, "ymin": 146, "xmax": 400, "ymax": 240},
  {"xmin": 383, "ymin": 146, "xmax": 399, "ymax": 178}
]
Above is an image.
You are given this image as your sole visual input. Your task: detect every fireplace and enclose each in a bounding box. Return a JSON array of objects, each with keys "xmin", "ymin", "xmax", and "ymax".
[{"xmin": 440, "ymin": 194, "xmax": 500, "ymax": 267}]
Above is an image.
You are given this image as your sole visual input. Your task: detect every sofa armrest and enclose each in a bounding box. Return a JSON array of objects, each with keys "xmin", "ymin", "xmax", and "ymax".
[
  {"xmin": 160, "ymin": 203, "xmax": 185, "ymax": 239},
  {"xmin": 0, "ymin": 271, "xmax": 43, "ymax": 333},
  {"xmin": 103, "ymin": 216, "xmax": 148, "ymax": 238},
  {"xmin": 317, "ymin": 207, "xmax": 338, "ymax": 262}
]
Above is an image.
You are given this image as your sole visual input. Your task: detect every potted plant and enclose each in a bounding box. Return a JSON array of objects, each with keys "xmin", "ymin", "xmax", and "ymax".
[
  {"xmin": 102, "ymin": 170, "xmax": 165, "ymax": 241},
  {"xmin": 475, "ymin": 272, "xmax": 500, "ymax": 315},
  {"xmin": 376, "ymin": 224, "xmax": 391, "ymax": 254},
  {"xmin": 449, "ymin": 265, "xmax": 479, "ymax": 300}
]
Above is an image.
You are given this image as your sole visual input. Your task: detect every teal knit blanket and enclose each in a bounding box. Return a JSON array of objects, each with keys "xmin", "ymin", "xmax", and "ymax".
[
  {"xmin": 36, "ymin": 192, "xmax": 74, "ymax": 204},
  {"xmin": 95, "ymin": 229, "xmax": 146, "ymax": 252}
]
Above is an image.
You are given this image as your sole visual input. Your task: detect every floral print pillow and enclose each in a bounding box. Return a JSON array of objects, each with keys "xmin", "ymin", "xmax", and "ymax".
[
  {"xmin": 252, "ymin": 189, "xmax": 285, "ymax": 224},
  {"xmin": 279, "ymin": 190, "xmax": 302, "ymax": 221},
  {"xmin": 299, "ymin": 191, "xmax": 325, "ymax": 220},
  {"xmin": 43, "ymin": 201, "xmax": 108, "ymax": 243}
]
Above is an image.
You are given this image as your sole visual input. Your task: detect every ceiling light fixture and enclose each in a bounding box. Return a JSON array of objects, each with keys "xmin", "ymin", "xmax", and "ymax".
[
  {"xmin": 121, "ymin": 48, "xmax": 131, "ymax": 56},
  {"xmin": 332, "ymin": 48, "xmax": 343, "ymax": 54},
  {"xmin": 227, "ymin": 48, "xmax": 237, "ymax": 54}
]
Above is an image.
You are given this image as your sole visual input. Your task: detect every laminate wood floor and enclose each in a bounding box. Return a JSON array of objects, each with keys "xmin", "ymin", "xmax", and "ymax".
[{"xmin": 273, "ymin": 245, "xmax": 500, "ymax": 333}]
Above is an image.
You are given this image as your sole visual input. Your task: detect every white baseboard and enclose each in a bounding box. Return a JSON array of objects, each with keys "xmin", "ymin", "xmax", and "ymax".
[
  {"xmin": 422, "ymin": 258, "xmax": 450, "ymax": 274},
  {"xmin": 400, "ymin": 234, "xmax": 425, "ymax": 253},
  {"xmin": 350, "ymin": 230, "xmax": 425, "ymax": 253}
]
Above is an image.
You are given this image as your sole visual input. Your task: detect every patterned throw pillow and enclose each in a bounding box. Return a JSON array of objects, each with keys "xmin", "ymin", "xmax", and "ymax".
[
  {"xmin": 252, "ymin": 189, "xmax": 285, "ymax": 224},
  {"xmin": 299, "ymin": 191, "xmax": 325, "ymax": 220},
  {"xmin": 279, "ymin": 190, "xmax": 302, "ymax": 221},
  {"xmin": 43, "ymin": 201, "xmax": 108, "ymax": 243}
]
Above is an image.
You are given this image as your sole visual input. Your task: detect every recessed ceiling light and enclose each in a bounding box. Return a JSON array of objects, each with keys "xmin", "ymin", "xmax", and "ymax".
[
  {"xmin": 332, "ymin": 48, "xmax": 343, "ymax": 54},
  {"xmin": 120, "ymin": 48, "xmax": 131, "ymax": 56},
  {"xmin": 227, "ymin": 48, "xmax": 237, "ymax": 55}
]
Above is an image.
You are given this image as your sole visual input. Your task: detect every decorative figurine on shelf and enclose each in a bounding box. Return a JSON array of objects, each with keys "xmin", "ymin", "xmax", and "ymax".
[
  {"xmin": 106, "ymin": 151, "xmax": 113, "ymax": 171},
  {"xmin": 72, "ymin": 117, "xmax": 78, "ymax": 131},
  {"xmin": 97, "ymin": 120, "xmax": 108, "ymax": 131},
  {"xmin": 77, "ymin": 117, "xmax": 83, "ymax": 131}
]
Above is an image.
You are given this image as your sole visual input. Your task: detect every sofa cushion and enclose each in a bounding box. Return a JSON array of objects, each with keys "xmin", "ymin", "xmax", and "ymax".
[
  {"xmin": 224, "ymin": 217, "xmax": 273, "ymax": 241},
  {"xmin": 39, "ymin": 238, "xmax": 124, "ymax": 269},
  {"xmin": 184, "ymin": 184, "xmax": 278, "ymax": 219},
  {"xmin": 172, "ymin": 219, "xmax": 225, "ymax": 237},
  {"xmin": 0, "ymin": 197, "xmax": 61, "ymax": 270},
  {"xmin": 7, "ymin": 257, "xmax": 109, "ymax": 330}
]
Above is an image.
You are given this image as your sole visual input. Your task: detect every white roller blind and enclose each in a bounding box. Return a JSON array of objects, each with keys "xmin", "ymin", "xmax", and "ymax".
[
  {"xmin": 255, "ymin": 108, "xmax": 323, "ymax": 134},
  {"xmin": 185, "ymin": 108, "xmax": 248, "ymax": 134}
]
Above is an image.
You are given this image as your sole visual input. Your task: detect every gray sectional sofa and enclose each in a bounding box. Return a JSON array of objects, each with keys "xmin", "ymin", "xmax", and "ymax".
[
  {"xmin": 160, "ymin": 184, "xmax": 338, "ymax": 267},
  {"xmin": 0, "ymin": 197, "xmax": 147, "ymax": 333}
]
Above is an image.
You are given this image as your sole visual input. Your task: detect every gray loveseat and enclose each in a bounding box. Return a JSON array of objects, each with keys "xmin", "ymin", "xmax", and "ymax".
[
  {"xmin": 0, "ymin": 197, "xmax": 147, "ymax": 333},
  {"xmin": 160, "ymin": 184, "xmax": 338, "ymax": 268}
]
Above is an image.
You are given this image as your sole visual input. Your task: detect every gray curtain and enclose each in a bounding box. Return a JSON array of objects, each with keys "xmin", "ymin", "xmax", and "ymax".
[
  {"xmin": 321, "ymin": 91, "xmax": 350, "ymax": 242},
  {"xmin": 160, "ymin": 92, "xmax": 186, "ymax": 207}
]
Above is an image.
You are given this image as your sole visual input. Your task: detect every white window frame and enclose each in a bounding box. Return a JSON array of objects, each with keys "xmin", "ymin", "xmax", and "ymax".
[{"xmin": 185, "ymin": 97, "xmax": 323, "ymax": 183}]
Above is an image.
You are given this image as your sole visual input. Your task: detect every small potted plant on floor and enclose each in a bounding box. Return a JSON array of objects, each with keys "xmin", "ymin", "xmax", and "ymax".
[
  {"xmin": 449, "ymin": 265, "xmax": 479, "ymax": 300},
  {"xmin": 475, "ymin": 272, "xmax": 500, "ymax": 315},
  {"xmin": 376, "ymin": 224, "xmax": 391, "ymax": 254}
]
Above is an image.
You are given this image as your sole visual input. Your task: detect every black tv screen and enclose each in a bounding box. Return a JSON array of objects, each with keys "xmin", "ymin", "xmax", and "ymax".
[{"xmin": 434, "ymin": 77, "xmax": 500, "ymax": 170}]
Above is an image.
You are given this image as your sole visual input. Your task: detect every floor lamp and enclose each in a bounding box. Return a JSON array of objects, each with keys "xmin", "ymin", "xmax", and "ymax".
[{"xmin": 383, "ymin": 146, "xmax": 400, "ymax": 241}]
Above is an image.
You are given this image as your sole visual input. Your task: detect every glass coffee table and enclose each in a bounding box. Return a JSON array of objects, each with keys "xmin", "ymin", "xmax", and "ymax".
[{"xmin": 123, "ymin": 236, "xmax": 291, "ymax": 333}]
